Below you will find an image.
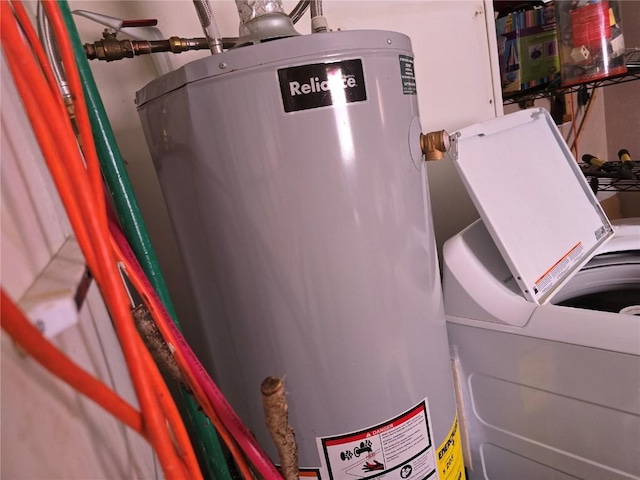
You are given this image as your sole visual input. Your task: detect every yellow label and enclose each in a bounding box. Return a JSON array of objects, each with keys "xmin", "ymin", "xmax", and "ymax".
[{"xmin": 436, "ymin": 415, "xmax": 466, "ymax": 480}]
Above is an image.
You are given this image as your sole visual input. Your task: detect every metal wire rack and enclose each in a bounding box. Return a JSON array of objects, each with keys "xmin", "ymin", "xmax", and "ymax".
[
  {"xmin": 503, "ymin": 49, "xmax": 640, "ymax": 106},
  {"xmin": 581, "ymin": 161, "xmax": 640, "ymax": 193}
]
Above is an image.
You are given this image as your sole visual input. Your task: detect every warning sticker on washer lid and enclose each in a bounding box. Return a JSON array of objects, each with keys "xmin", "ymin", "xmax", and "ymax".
[
  {"xmin": 317, "ymin": 399, "xmax": 437, "ymax": 480},
  {"xmin": 534, "ymin": 241, "xmax": 584, "ymax": 298}
]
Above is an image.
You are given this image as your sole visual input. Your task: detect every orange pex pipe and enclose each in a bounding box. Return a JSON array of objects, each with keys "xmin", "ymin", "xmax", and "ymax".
[
  {"xmin": 0, "ymin": 290, "xmax": 144, "ymax": 436},
  {"xmin": 0, "ymin": 2, "xmax": 201, "ymax": 478}
]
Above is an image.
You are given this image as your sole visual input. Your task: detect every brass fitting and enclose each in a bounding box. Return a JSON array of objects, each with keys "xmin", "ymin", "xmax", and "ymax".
[
  {"xmin": 420, "ymin": 130, "xmax": 450, "ymax": 161},
  {"xmin": 84, "ymin": 32, "xmax": 134, "ymax": 61},
  {"xmin": 84, "ymin": 34, "xmax": 213, "ymax": 61},
  {"xmin": 84, "ymin": 31, "xmax": 134, "ymax": 62},
  {"xmin": 163, "ymin": 37, "xmax": 210, "ymax": 53}
]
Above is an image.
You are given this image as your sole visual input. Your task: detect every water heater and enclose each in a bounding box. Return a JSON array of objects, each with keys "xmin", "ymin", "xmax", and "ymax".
[{"xmin": 137, "ymin": 30, "xmax": 463, "ymax": 480}]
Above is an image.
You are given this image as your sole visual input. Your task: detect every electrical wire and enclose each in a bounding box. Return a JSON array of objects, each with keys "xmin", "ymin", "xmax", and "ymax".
[
  {"xmin": 569, "ymin": 92, "xmax": 579, "ymax": 158},
  {"xmin": 564, "ymin": 88, "xmax": 598, "ymax": 161},
  {"xmin": 570, "ymin": 89, "xmax": 598, "ymax": 155},
  {"xmin": 0, "ymin": 290, "xmax": 144, "ymax": 436},
  {"xmin": 1, "ymin": 2, "xmax": 201, "ymax": 478}
]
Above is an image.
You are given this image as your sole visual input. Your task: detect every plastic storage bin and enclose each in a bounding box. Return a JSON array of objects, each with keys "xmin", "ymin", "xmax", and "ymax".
[{"xmin": 555, "ymin": 0, "xmax": 627, "ymax": 86}]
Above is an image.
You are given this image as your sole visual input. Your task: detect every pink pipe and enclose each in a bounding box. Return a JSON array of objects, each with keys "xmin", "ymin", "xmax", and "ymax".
[{"xmin": 108, "ymin": 218, "xmax": 283, "ymax": 479}]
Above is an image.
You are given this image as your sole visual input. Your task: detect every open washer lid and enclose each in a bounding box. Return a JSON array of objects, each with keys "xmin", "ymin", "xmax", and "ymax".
[{"xmin": 449, "ymin": 107, "xmax": 614, "ymax": 304}]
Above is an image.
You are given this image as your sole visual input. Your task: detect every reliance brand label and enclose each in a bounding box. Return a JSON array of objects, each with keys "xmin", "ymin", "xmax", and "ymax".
[{"xmin": 278, "ymin": 59, "xmax": 366, "ymax": 113}]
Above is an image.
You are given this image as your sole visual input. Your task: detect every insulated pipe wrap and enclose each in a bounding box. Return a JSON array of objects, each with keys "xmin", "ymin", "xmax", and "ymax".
[
  {"xmin": 235, "ymin": 0, "xmax": 285, "ymax": 36},
  {"xmin": 235, "ymin": 0, "xmax": 286, "ymax": 22}
]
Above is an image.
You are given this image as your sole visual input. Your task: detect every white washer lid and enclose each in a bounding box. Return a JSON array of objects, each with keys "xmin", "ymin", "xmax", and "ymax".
[{"xmin": 449, "ymin": 107, "xmax": 614, "ymax": 304}]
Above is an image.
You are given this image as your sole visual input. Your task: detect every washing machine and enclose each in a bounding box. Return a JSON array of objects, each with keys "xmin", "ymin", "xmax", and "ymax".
[{"xmin": 440, "ymin": 108, "xmax": 640, "ymax": 479}]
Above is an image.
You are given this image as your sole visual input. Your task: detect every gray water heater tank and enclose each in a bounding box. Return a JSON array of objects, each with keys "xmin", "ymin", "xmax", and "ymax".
[{"xmin": 137, "ymin": 30, "xmax": 463, "ymax": 480}]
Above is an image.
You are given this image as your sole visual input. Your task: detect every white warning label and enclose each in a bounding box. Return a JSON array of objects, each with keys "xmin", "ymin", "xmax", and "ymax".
[{"xmin": 318, "ymin": 400, "xmax": 437, "ymax": 480}]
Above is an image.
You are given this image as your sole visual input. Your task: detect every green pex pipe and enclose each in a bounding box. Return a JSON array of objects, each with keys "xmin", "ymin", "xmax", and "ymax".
[{"xmin": 57, "ymin": 2, "xmax": 232, "ymax": 479}]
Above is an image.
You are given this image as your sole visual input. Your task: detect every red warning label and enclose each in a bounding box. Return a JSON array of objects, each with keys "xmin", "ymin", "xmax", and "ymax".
[{"xmin": 571, "ymin": 2, "xmax": 611, "ymax": 47}]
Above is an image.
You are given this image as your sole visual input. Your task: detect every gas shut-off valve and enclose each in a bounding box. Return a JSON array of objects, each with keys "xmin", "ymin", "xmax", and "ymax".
[{"xmin": 420, "ymin": 130, "xmax": 450, "ymax": 161}]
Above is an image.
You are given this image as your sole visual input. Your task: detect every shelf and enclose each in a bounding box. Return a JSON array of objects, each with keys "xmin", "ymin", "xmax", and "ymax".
[
  {"xmin": 581, "ymin": 161, "xmax": 640, "ymax": 193},
  {"xmin": 503, "ymin": 49, "xmax": 640, "ymax": 106}
]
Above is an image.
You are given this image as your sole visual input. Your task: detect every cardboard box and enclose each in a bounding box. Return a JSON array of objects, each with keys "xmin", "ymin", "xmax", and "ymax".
[{"xmin": 496, "ymin": 3, "xmax": 561, "ymax": 93}]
